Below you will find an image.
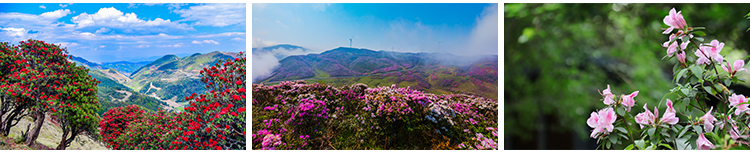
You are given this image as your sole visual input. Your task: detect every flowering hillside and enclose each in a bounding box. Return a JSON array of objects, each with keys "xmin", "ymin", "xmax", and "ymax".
[{"xmin": 252, "ymin": 81, "xmax": 498, "ymax": 150}]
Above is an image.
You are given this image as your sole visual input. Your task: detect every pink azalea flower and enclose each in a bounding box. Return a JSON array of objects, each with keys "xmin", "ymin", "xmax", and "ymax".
[
  {"xmin": 660, "ymin": 99, "xmax": 679, "ymax": 125},
  {"xmin": 729, "ymin": 120, "xmax": 748, "ymax": 139},
  {"xmin": 722, "ymin": 60, "xmax": 748, "ymax": 76},
  {"xmin": 599, "ymin": 85, "xmax": 615, "ymax": 105},
  {"xmin": 700, "ymin": 39, "xmax": 725, "ymax": 63},
  {"xmin": 634, "ymin": 103, "xmax": 656, "ymax": 129},
  {"xmin": 666, "ymin": 40, "xmax": 679, "ymax": 57},
  {"xmin": 701, "ymin": 107, "xmax": 718, "ymax": 132},
  {"xmin": 729, "ymin": 93, "xmax": 747, "ymax": 107},
  {"xmin": 587, "ymin": 107, "xmax": 617, "ymax": 138},
  {"xmin": 676, "ymin": 51, "xmax": 687, "ymax": 65},
  {"xmin": 662, "ymin": 7, "xmax": 687, "ymax": 34},
  {"xmin": 736, "ymin": 103, "xmax": 750, "ymax": 115},
  {"xmin": 680, "ymin": 40, "xmax": 690, "ymax": 50},
  {"xmin": 694, "ymin": 49, "xmax": 712, "ymax": 65},
  {"xmin": 662, "ymin": 34, "xmax": 677, "ymax": 47},
  {"xmin": 697, "ymin": 133, "xmax": 715, "ymax": 150},
  {"xmin": 621, "ymin": 91, "xmax": 639, "ymax": 111}
]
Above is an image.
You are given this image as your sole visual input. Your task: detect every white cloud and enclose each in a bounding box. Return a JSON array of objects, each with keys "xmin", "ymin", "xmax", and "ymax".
[
  {"xmin": 1, "ymin": 27, "xmax": 26, "ymax": 37},
  {"xmin": 56, "ymin": 42, "xmax": 79, "ymax": 48},
  {"xmin": 252, "ymin": 38, "xmax": 277, "ymax": 48},
  {"xmin": 40, "ymin": 9, "xmax": 71, "ymax": 19},
  {"xmin": 99, "ymin": 45, "xmax": 106, "ymax": 48},
  {"xmin": 137, "ymin": 44, "xmax": 150, "ymax": 48},
  {"xmin": 173, "ymin": 3, "xmax": 245, "ymax": 27},
  {"xmin": 276, "ymin": 20, "xmax": 287, "ymax": 28},
  {"xmin": 39, "ymin": 5, "xmax": 46, "ymax": 9},
  {"xmin": 60, "ymin": 4, "xmax": 68, "ymax": 8},
  {"xmin": 194, "ymin": 32, "xmax": 245, "ymax": 38},
  {"xmin": 252, "ymin": 52, "xmax": 279, "ymax": 82},
  {"xmin": 231, "ymin": 37, "xmax": 243, "ymax": 41},
  {"xmin": 465, "ymin": 4, "xmax": 498, "ymax": 55},
  {"xmin": 157, "ymin": 43, "xmax": 184, "ymax": 48},
  {"xmin": 79, "ymin": 32, "xmax": 96, "ymax": 37},
  {"xmin": 95, "ymin": 27, "xmax": 110, "ymax": 33},
  {"xmin": 0, "ymin": 9, "xmax": 72, "ymax": 27},
  {"xmin": 192, "ymin": 40, "xmax": 219, "ymax": 44},
  {"xmin": 70, "ymin": 7, "xmax": 193, "ymax": 33}
]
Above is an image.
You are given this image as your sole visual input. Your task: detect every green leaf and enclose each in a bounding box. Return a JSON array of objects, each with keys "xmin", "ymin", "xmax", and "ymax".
[
  {"xmin": 675, "ymin": 68, "xmax": 688, "ymax": 83},
  {"xmin": 678, "ymin": 126, "xmax": 690, "ymax": 138},
  {"xmin": 617, "ymin": 107, "xmax": 626, "ymax": 116},
  {"xmin": 647, "ymin": 127, "xmax": 656, "ymax": 137},
  {"xmin": 693, "ymin": 27, "xmax": 706, "ymax": 30},
  {"xmin": 606, "ymin": 140, "xmax": 611, "ymax": 149},
  {"xmin": 693, "ymin": 31, "xmax": 706, "ymax": 36},
  {"xmin": 659, "ymin": 143, "xmax": 674, "ymax": 150},
  {"xmin": 681, "ymin": 88, "xmax": 690, "ymax": 96},
  {"xmin": 615, "ymin": 127, "xmax": 628, "ymax": 134},
  {"xmin": 625, "ymin": 144, "xmax": 634, "ymax": 150},
  {"xmin": 725, "ymin": 78, "xmax": 732, "ymax": 87},
  {"xmin": 635, "ymin": 140, "xmax": 645, "ymax": 150},
  {"xmin": 694, "ymin": 125, "xmax": 703, "ymax": 134},
  {"xmin": 676, "ymin": 137, "xmax": 690, "ymax": 150},
  {"xmin": 618, "ymin": 133, "xmax": 630, "ymax": 140},
  {"xmin": 609, "ymin": 135, "xmax": 618, "ymax": 144},
  {"xmin": 704, "ymin": 86, "xmax": 716, "ymax": 95},
  {"xmin": 694, "ymin": 37, "xmax": 705, "ymax": 42},
  {"xmin": 689, "ymin": 65, "xmax": 703, "ymax": 79}
]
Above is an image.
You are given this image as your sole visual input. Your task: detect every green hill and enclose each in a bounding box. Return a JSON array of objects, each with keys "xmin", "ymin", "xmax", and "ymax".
[
  {"xmin": 128, "ymin": 51, "xmax": 239, "ymax": 105},
  {"xmin": 88, "ymin": 69, "xmax": 168, "ymax": 115}
]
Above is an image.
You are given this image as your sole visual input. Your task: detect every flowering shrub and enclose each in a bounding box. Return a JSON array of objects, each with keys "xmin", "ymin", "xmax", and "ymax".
[
  {"xmin": 100, "ymin": 52, "xmax": 246, "ymax": 150},
  {"xmin": 0, "ymin": 39, "xmax": 100, "ymax": 149},
  {"xmin": 587, "ymin": 7, "xmax": 750, "ymax": 150},
  {"xmin": 252, "ymin": 81, "xmax": 498, "ymax": 150}
]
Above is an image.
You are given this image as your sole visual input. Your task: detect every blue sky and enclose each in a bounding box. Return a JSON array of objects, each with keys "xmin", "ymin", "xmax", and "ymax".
[
  {"xmin": 0, "ymin": 3, "xmax": 246, "ymax": 62},
  {"xmin": 252, "ymin": 3, "xmax": 498, "ymax": 55}
]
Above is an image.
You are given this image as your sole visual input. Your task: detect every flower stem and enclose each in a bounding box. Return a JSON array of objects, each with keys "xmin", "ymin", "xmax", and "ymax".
[{"xmin": 622, "ymin": 115, "xmax": 637, "ymax": 149}]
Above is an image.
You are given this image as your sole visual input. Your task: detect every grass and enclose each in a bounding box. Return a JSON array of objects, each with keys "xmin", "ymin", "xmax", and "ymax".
[
  {"xmin": 314, "ymin": 68, "xmax": 331, "ymax": 78},
  {"xmin": 3, "ymin": 114, "xmax": 108, "ymax": 150}
]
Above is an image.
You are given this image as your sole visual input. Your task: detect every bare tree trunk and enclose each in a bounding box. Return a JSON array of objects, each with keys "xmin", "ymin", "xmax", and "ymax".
[
  {"xmin": 0, "ymin": 96, "xmax": 5, "ymax": 136},
  {"xmin": 25, "ymin": 110, "xmax": 44, "ymax": 146},
  {"xmin": 56, "ymin": 129, "xmax": 68, "ymax": 150}
]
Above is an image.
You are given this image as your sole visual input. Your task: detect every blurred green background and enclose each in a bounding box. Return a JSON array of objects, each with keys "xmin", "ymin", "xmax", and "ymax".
[{"xmin": 504, "ymin": 3, "xmax": 750, "ymax": 149}]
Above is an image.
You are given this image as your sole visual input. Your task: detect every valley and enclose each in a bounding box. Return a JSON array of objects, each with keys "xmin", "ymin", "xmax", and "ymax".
[{"xmin": 71, "ymin": 51, "xmax": 241, "ymax": 115}]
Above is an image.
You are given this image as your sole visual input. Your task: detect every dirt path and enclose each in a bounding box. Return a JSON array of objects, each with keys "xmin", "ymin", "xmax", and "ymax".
[{"xmin": 113, "ymin": 90, "xmax": 132, "ymax": 102}]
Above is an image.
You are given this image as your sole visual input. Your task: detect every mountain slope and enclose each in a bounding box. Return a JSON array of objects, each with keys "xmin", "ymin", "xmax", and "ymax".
[
  {"xmin": 100, "ymin": 61, "xmax": 151, "ymax": 76},
  {"xmin": 258, "ymin": 46, "xmax": 498, "ymax": 100},
  {"xmin": 128, "ymin": 51, "xmax": 239, "ymax": 105},
  {"xmin": 263, "ymin": 47, "xmax": 419, "ymax": 82},
  {"xmin": 70, "ymin": 56, "xmax": 103, "ymax": 69},
  {"xmin": 88, "ymin": 69, "xmax": 168, "ymax": 115}
]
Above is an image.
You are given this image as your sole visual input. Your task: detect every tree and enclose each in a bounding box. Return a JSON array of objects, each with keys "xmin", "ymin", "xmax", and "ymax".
[
  {"xmin": 52, "ymin": 62, "xmax": 100, "ymax": 150},
  {"xmin": 0, "ymin": 39, "xmax": 100, "ymax": 146}
]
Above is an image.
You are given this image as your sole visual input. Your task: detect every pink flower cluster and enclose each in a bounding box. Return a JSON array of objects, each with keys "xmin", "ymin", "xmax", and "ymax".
[
  {"xmin": 587, "ymin": 108, "xmax": 616, "ymax": 138},
  {"xmin": 634, "ymin": 99, "xmax": 679, "ymax": 129}
]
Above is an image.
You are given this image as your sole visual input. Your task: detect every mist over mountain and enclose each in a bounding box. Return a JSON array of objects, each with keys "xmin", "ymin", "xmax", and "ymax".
[{"xmin": 253, "ymin": 45, "xmax": 498, "ymax": 99}]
